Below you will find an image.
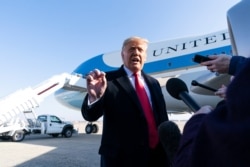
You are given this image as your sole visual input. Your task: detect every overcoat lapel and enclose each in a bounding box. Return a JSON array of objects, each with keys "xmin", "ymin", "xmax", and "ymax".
[{"xmin": 114, "ymin": 67, "xmax": 145, "ymax": 115}]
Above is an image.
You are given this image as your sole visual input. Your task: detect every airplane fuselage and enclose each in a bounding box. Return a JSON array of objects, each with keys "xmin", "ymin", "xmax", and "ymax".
[{"xmin": 55, "ymin": 29, "xmax": 232, "ymax": 114}]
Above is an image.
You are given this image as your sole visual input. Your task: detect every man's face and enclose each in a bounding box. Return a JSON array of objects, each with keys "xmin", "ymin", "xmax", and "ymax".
[{"xmin": 121, "ymin": 40, "xmax": 147, "ymax": 73}]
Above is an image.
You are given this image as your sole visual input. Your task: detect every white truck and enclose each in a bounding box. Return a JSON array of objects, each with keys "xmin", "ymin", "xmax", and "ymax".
[
  {"xmin": 0, "ymin": 73, "xmax": 80, "ymax": 142},
  {"xmin": 0, "ymin": 110, "xmax": 76, "ymax": 142}
]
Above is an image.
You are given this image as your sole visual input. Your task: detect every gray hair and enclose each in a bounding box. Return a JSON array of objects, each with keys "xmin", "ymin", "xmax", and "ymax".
[{"xmin": 122, "ymin": 36, "xmax": 149, "ymax": 49}]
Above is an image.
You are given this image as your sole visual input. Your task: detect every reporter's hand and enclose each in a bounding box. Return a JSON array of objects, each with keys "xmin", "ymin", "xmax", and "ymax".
[
  {"xmin": 215, "ymin": 84, "xmax": 227, "ymax": 99},
  {"xmin": 200, "ymin": 54, "xmax": 231, "ymax": 74},
  {"xmin": 195, "ymin": 105, "xmax": 213, "ymax": 115}
]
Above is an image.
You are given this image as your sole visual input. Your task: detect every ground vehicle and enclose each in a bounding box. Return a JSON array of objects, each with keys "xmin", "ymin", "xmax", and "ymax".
[
  {"xmin": 0, "ymin": 73, "xmax": 99, "ymax": 137},
  {"xmin": 29, "ymin": 114, "xmax": 75, "ymax": 138},
  {"xmin": 0, "ymin": 73, "xmax": 80, "ymax": 142},
  {"xmin": 0, "ymin": 109, "xmax": 76, "ymax": 142}
]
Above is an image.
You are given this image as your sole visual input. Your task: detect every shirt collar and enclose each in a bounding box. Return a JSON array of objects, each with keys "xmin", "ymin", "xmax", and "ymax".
[{"xmin": 123, "ymin": 65, "xmax": 141, "ymax": 77}]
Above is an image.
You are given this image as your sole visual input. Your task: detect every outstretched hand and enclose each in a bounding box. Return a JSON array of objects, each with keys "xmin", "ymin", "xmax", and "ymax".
[{"xmin": 86, "ymin": 69, "xmax": 107, "ymax": 103}]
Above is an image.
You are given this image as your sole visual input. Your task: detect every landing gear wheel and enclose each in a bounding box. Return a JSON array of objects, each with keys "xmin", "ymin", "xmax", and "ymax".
[
  {"xmin": 92, "ymin": 124, "xmax": 99, "ymax": 133},
  {"xmin": 85, "ymin": 123, "xmax": 93, "ymax": 134}
]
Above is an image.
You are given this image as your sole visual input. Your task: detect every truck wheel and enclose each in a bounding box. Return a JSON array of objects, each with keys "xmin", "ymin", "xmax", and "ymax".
[
  {"xmin": 92, "ymin": 124, "xmax": 99, "ymax": 133},
  {"xmin": 85, "ymin": 123, "xmax": 93, "ymax": 134},
  {"xmin": 12, "ymin": 130, "xmax": 25, "ymax": 142},
  {"xmin": 63, "ymin": 128, "xmax": 73, "ymax": 138}
]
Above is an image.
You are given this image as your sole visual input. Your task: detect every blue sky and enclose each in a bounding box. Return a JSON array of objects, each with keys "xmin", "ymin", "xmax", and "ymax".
[{"xmin": 0, "ymin": 0, "xmax": 240, "ymax": 121}]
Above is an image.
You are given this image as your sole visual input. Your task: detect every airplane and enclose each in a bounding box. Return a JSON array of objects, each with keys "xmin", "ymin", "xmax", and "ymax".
[
  {"xmin": 1, "ymin": 1, "xmax": 247, "ymax": 136},
  {"xmin": 54, "ymin": 29, "xmax": 233, "ymax": 134}
]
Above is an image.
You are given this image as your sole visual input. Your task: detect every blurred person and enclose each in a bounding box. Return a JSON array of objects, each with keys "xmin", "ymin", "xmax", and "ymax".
[
  {"xmin": 173, "ymin": 1, "xmax": 250, "ymax": 166},
  {"xmin": 81, "ymin": 36, "xmax": 170, "ymax": 167},
  {"xmin": 173, "ymin": 58, "xmax": 250, "ymax": 167}
]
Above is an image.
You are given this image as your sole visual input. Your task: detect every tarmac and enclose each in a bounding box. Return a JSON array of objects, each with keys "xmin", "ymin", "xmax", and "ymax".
[
  {"xmin": 0, "ymin": 122, "xmax": 102, "ymax": 167},
  {"xmin": 0, "ymin": 120, "xmax": 186, "ymax": 167}
]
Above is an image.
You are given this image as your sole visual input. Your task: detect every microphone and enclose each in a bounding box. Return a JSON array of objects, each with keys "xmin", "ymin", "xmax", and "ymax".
[
  {"xmin": 191, "ymin": 80, "xmax": 217, "ymax": 92},
  {"xmin": 166, "ymin": 78, "xmax": 200, "ymax": 112},
  {"xmin": 158, "ymin": 121, "xmax": 182, "ymax": 165}
]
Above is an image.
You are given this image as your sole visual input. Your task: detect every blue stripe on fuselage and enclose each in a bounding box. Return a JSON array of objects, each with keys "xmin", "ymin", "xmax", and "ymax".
[
  {"xmin": 143, "ymin": 45, "xmax": 232, "ymax": 74},
  {"xmin": 73, "ymin": 45, "xmax": 231, "ymax": 75},
  {"xmin": 73, "ymin": 54, "xmax": 117, "ymax": 75}
]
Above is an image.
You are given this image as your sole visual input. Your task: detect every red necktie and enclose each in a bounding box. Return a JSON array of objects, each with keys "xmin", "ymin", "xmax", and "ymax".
[{"xmin": 134, "ymin": 73, "xmax": 159, "ymax": 148}]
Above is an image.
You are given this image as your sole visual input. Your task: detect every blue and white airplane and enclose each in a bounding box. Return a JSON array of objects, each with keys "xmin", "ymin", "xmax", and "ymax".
[
  {"xmin": 0, "ymin": 0, "xmax": 247, "ymax": 134},
  {"xmin": 54, "ymin": 29, "xmax": 232, "ymax": 133}
]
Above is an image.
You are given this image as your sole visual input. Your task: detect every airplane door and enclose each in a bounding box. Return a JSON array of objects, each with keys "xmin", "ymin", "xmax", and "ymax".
[{"xmin": 46, "ymin": 115, "xmax": 64, "ymax": 134}]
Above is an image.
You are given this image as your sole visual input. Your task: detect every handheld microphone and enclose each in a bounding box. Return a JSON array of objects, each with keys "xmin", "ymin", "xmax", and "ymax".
[
  {"xmin": 158, "ymin": 121, "xmax": 182, "ymax": 164},
  {"xmin": 191, "ymin": 80, "xmax": 217, "ymax": 92},
  {"xmin": 166, "ymin": 78, "xmax": 200, "ymax": 112}
]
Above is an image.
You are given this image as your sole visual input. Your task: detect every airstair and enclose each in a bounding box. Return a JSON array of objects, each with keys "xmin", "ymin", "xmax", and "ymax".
[{"xmin": 0, "ymin": 73, "xmax": 74, "ymax": 128}]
